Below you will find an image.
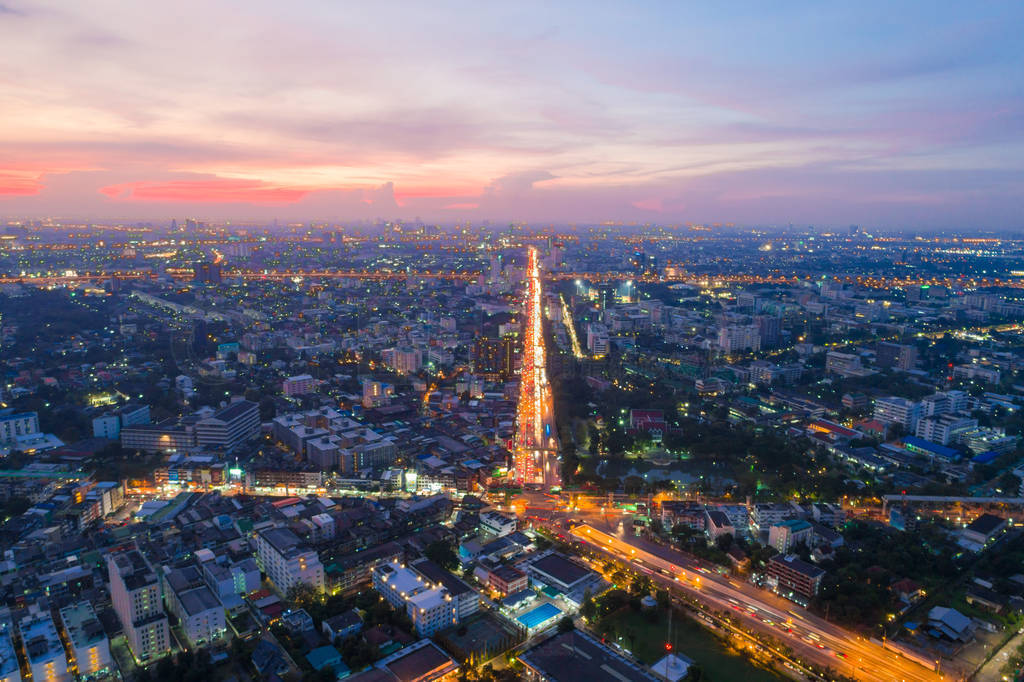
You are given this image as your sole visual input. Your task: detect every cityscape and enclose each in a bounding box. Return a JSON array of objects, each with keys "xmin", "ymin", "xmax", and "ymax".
[{"xmin": 2, "ymin": 4, "xmax": 1024, "ymax": 682}]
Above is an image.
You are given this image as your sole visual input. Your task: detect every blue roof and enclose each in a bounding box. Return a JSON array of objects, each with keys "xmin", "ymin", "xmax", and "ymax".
[
  {"xmin": 305, "ymin": 646, "xmax": 343, "ymax": 671},
  {"xmin": 517, "ymin": 602, "xmax": 562, "ymax": 629},
  {"xmin": 902, "ymin": 436, "xmax": 960, "ymax": 460},
  {"xmin": 971, "ymin": 451, "xmax": 1001, "ymax": 464}
]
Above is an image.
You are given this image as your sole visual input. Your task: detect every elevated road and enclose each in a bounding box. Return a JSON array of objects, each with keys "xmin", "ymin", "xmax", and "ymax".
[{"xmin": 569, "ymin": 523, "xmax": 948, "ymax": 682}]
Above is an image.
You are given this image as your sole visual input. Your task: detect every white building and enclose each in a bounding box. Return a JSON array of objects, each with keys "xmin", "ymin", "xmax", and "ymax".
[
  {"xmin": 916, "ymin": 414, "xmax": 977, "ymax": 446},
  {"xmin": 362, "ymin": 380, "xmax": 393, "ymax": 408},
  {"xmin": 169, "ymin": 586, "xmax": 225, "ymax": 647},
  {"xmin": 704, "ymin": 510, "xmax": 735, "ymax": 542},
  {"xmin": 92, "ymin": 405, "xmax": 150, "ymax": 439},
  {"xmin": 768, "ymin": 519, "xmax": 813, "ymax": 553},
  {"xmin": 19, "ymin": 608, "xmax": 70, "ymax": 682},
  {"xmin": 480, "ymin": 510, "xmax": 517, "ymax": 537},
  {"xmin": 108, "ymin": 551, "xmax": 170, "ymax": 663},
  {"xmin": 203, "ymin": 558, "xmax": 261, "ymax": 600},
  {"xmin": 194, "ymin": 400, "xmax": 260, "ymax": 450},
  {"xmin": 920, "ymin": 390, "xmax": 969, "ymax": 417},
  {"xmin": 175, "ymin": 375, "xmax": 195, "ymax": 399},
  {"xmin": 0, "ymin": 411, "xmax": 39, "ymax": 445},
  {"xmin": 372, "ymin": 562, "xmax": 457, "ymax": 636},
  {"xmin": 873, "ymin": 396, "xmax": 922, "ymax": 432},
  {"xmin": 587, "ymin": 323, "xmax": 609, "ymax": 356},
  {"xmin": 717, "ymin": 325, "xmax": 761, "ymax": 353},
  {"xmin": 59, "ymin": 602, "xmax": 111, "ymax": 680},
  {"xmin": 381, "ymin": 347, "xmax": 422, "ymax": 374},
  {"xmin": 254, "ymin": 527, "xmax": 325, "ymax": 594}
]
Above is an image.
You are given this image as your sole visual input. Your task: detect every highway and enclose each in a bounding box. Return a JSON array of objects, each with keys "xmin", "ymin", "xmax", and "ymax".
[
  {"xmin": 567, "ymin": 522, "xmax": 947, "ymax": 682},
  {"xmin": 513, "ymin": 246, "xmax": 560, "ymax": 489}
]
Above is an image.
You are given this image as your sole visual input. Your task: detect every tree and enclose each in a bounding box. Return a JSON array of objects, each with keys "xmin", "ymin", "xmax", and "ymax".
[
  {"xmin": 557, "ymin": 616, "xmax": 575, "ymax": 633},
  {"xmin": 424, "ymin": 539, "xmax": 459, "ymax": 571}
]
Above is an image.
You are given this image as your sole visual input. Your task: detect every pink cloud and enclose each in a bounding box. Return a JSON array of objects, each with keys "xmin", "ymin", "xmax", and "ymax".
[
  {"xmin": 443, "ymin": 202, "xmax": 479, "ymax": 210},
  {"xmin": 0, "ymin": 170, "xmax": 44, "ymax": 196}
]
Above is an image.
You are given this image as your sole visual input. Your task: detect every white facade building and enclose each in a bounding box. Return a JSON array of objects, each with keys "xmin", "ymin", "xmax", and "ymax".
[
  {"xmin": 254, "ymin": 527, "xmax": 325, "ymax": 594},
  {"xmin": 372, "ymin": 562, "xmax": 457, "ymax": 636},
  {"xmin": 59, "ymin": 602, "xmax": 111, "ymax": 680}
]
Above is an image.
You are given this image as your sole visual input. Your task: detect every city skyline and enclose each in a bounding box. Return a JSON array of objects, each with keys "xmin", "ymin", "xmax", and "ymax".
[{"xmin": 1, "ymin": 2, "xmax": 1023, "ymax": 227}]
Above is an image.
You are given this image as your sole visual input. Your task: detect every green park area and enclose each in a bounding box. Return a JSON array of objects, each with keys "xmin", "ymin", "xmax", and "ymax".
[{"xmin": 586, "ymin": 588, "xmax": 783, "ymax": 681}]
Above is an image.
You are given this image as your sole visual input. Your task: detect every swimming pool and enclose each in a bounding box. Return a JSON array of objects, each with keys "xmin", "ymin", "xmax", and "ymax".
[{"xmin": 517, "ymin": 602, "xmax": 562, "ymax": 629}]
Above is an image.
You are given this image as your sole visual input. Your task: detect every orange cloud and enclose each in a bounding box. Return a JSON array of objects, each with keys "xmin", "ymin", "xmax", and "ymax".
[{"xmin": 98, "ymin": 179, "xmax": 310, "ymax": 204}]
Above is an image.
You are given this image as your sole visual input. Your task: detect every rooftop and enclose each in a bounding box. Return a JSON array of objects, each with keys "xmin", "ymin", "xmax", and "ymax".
[
  {"xmin": 378, "ymin": 639, "xmax": 458, "ymax": 681},
  {"xmin": 519, "ymin": 629, "xmax": 658, "ymax": 682},
  {"xmin": 966, "ymin": 513, "xmax": 1006, "ymax": 537},
  {"xmin": 19, "ymin": 611, "xmax": 63, "ymax": 664},
  {"xmin": 529, "ymin": 553, "xmax": 591, "ymax": 588},
  {"xmin": 59, "ymin": 601, "xmax": 106, "ymax": 649},
  {"xmin": 410, "ymin": 558, "xmax": 472, "ymax": 596}
]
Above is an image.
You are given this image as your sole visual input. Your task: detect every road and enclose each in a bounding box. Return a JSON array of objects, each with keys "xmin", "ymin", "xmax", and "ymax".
[
  {"xmin": 565, "ymin": 522, "xmax": 947, "ymax": 682},
  {"xmin": 513, "ymin": 246, "xmax": 560, "ymax": 489}
]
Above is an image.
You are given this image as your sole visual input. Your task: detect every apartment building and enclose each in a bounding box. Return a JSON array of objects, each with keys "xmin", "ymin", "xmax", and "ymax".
[
  {"xmin": 372, "ymin": 562, "xmax": 458, "ymax": 636},
  {"xmin": 194, "ymin": 400, "xmax": 260, "ymax": 450},
  {"xmin": 873, "ymin": 396, "xmax": 922, "ymax": 432},
  {"xmin": 59, "ymin": 602, "xmax": 111, "ymax": 680},
  {"xmin": 254, "ymin": 527, "xmax": 325, "ymax": 594},
  {"xmin": 768, "ymin": 519, "xmax": 812, "ymax": 554},
  {"xmin": 767, "ymin": 555, "xmax": 825, "ymax": 604},
  {"xmin": 19, "ymin": 608, "xmax": 71, "ymax": 682},
  {"xmin": 108, "ymin": 550, "xmax": 170, "ymax": 663}
]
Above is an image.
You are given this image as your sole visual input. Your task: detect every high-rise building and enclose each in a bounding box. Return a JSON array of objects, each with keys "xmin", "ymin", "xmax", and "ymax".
[
  {"xmin": 717, "ymin": 325, "xmax": 761, "ymax": 353},
  {"xmin": 381, "ymin": 347, "xmax": 422, "ymax": 374},
  {"xmin": 916, "ymin": 414, "xmax": 977, "ymax": 445},
  {"xmin": 875, "ymin": 342, "xmax": 918, "ymax": 371},
  {"xmin": 108, "ymin": 550, "xmax": 170, "ymax": 663},
  {"xmin": 472, "ymin": 337, "xmax": 514, "ymax": 380},
  {"xmin": 362, "ymin": 379, "xmax": 394, "ymax": 408},
  {"xmin": 193, "ymin": 261, "xmax": 222, "ymax": 284},
  {"xmin": 755, "ymin": 315, "xmax": 781, "ymax": 348},
  {"xmin": 0, "ymin": 410, "xmax": 40, "ymax": 445},
  {"xmin": 282, "ymin": 374, "xmax": 316, "ymax": 397}
]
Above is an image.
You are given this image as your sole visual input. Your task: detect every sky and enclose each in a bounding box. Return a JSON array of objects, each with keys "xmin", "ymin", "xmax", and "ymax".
[{"xmin": 1, "ymin": 1, "xmax": 1022, "ymax": 228}]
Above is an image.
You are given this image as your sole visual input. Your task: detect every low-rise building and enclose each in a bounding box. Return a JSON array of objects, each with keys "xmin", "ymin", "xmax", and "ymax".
[
  {"xmin": 480, "ymin": 510, "xmax": 516, "ymax": 537},
  {"xmin": 410, "ymin": 558, "xmax": 480, "ymax": 622},
  {"xmin": 959, "ymin": 513, "xmax": 1008, "ymax": 552},
  {"xmin": 372, "ymin": 562, "xmax": 457, "ymax": 636},
  {"xmin": 767, "ymin": 555, "xmax": 825, "ymax": 604},
  {"xmin": 254, "ymin": 527, "xmax": 325, "ymax": 594}
]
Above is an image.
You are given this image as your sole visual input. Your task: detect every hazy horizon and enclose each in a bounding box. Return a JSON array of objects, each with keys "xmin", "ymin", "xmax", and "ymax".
[{"xmin": 2, "ymin": 2, "xmax": 1023, "ymax": 229}]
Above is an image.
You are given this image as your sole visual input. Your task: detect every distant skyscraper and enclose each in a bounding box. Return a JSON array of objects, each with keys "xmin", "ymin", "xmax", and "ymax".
[
  {"xmin": 194, "ymin": 261, "xmax": 222, "ymax": 284},
  {"xmin": 472, "ymin": 337, "xmax": 514, "ymax": 380}
]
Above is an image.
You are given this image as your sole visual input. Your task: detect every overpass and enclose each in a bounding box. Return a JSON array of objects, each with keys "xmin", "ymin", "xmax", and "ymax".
[{"xmin": 882, "ymin": 494, "xmax": 1024, "ymax": 516}]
